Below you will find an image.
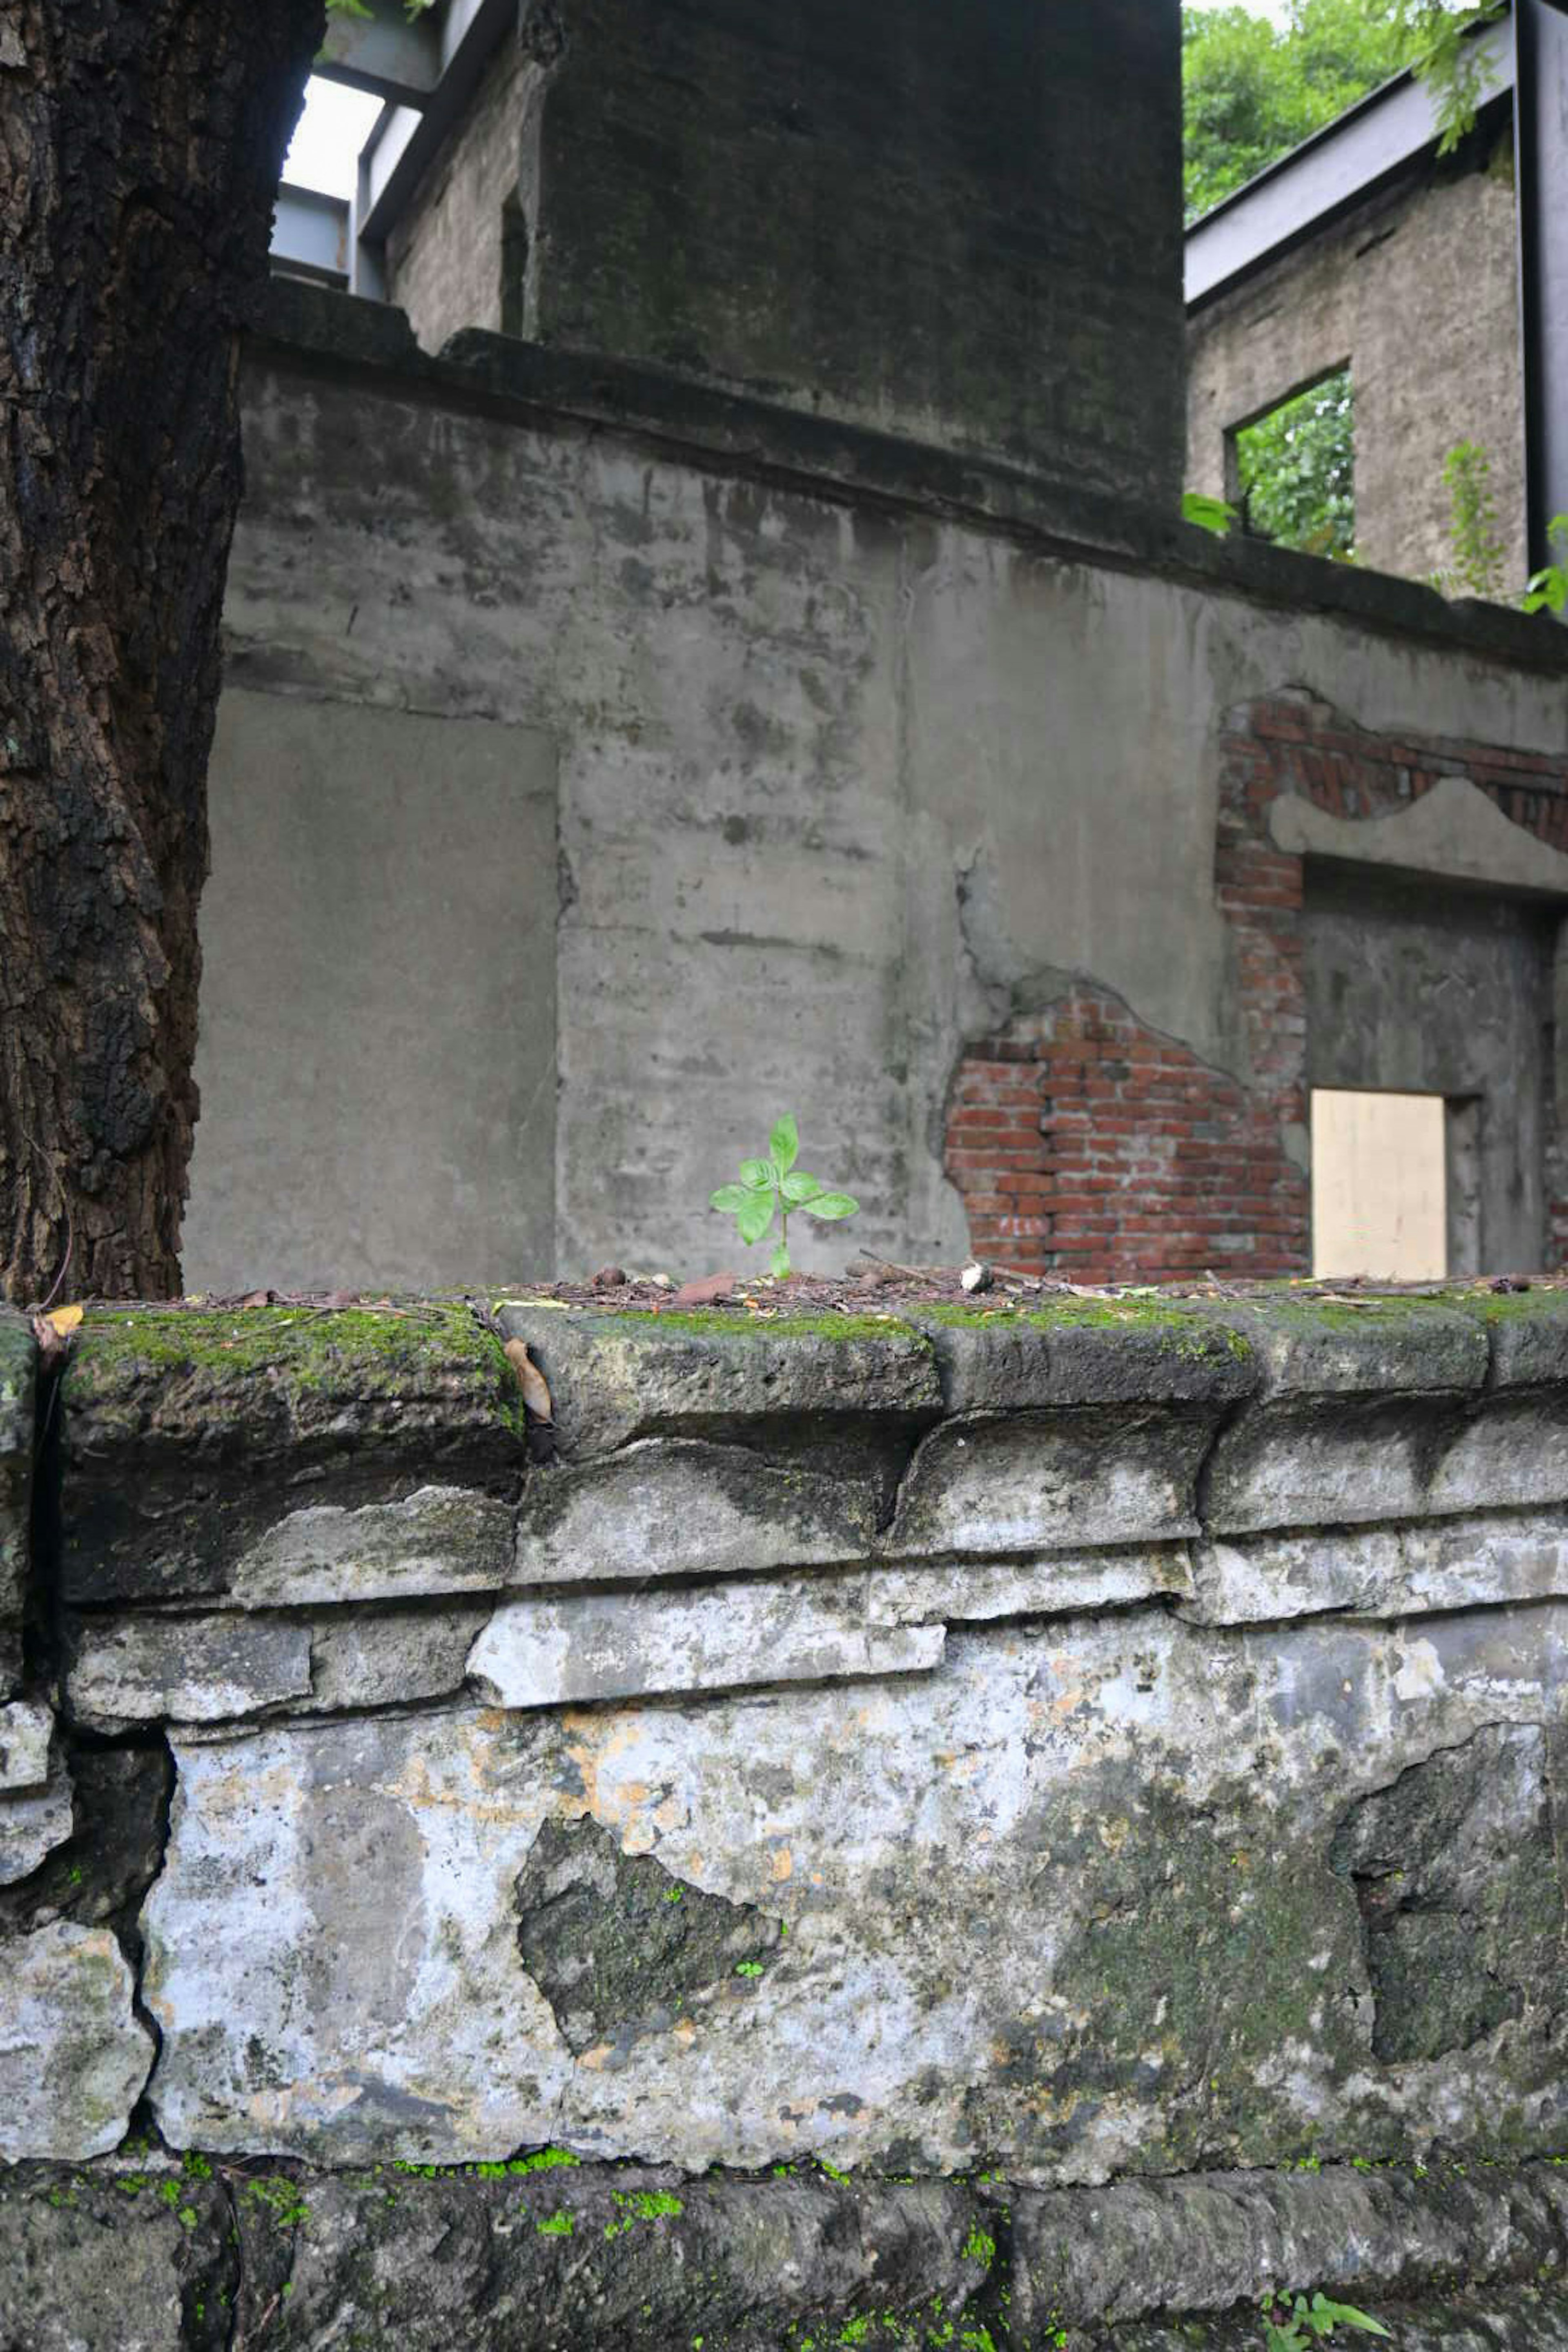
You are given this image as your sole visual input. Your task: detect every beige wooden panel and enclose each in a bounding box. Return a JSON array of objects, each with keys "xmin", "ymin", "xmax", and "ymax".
[{"xmin": 1311, "ymin": 1090, "xmax": 1446, "ymax": 1280}]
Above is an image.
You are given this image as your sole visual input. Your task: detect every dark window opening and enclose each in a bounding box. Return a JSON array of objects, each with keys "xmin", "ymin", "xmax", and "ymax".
[{"xmin": 1227, "ymin": 365, "xmax": 1356, "ymax": 561}]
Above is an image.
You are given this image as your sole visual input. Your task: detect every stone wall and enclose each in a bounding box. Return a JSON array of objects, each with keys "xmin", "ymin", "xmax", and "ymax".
[
  {"xmin": 5, "ymin": 1288, "xmax": 1568, "ymax": 2344},
  {"xmin": 1185, "ymin": 131, "xmax": 1526, "ymax": 586},
  {"xmin": 192, "ymin": 285, "xmax": 1568, "ymax": 1293}
]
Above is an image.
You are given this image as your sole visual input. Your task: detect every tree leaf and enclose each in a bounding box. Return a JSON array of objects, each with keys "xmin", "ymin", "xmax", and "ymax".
[
  {"xmin": 799, "ymin": 1191, "xmax": 859, "ymax": 1221},
  {"xmin": 769, "ymin": 1239, "xmax": 791, "ymax": 1278},
  {"xmin": 43, "ymin": 1303, "xmax": 83, "ymax": 1335},
  {"xmin": 781, "ymin": 1171, "xmax": 823, "ymax": 1205},
  {"xmin": 739, "ymin": 1158, "xmax": 773, "ymax": 1191},
  {"xmin": 710, "ymin": 1184, "xmax": 753, "ymax": 1213},
  {"xmin": 769, "ymin": 1115, "xmax": 798, "ymax": 1175},
  {"xmin": 736, "ymin": 1193, "xmax": 774, "ymax": 1246}
]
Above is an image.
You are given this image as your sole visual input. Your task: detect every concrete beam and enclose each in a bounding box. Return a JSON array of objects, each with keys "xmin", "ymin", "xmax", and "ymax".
[
  {"xmin": 1185, "ymin": 15, "xmax": 1515, "ymax": 306},
  {"xmin": 356, "ymin": 0, "xmax": 517, "ymax": 245}
]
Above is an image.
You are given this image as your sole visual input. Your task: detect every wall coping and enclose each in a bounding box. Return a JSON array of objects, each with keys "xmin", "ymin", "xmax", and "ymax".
[{"xmin": 248, "ymin": 276, "xmax": 1568, "ymax": 681}]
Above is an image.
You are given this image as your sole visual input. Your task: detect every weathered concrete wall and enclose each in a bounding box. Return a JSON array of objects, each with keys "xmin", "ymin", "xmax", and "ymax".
[
  {"xmin": 197, "ymin": 290, "xmax": 1568, "ymax": 1287},
  {"xmin": 184, "ymin": 693, "xmax": 557, "ymax": 1296},
  {"xmin": 5, "ymin": 1292, "xmax": 1568, "ymax": 2347},
  {"xmin": 1186, "ymin": 136, "xmax": 1527, "ymax": 585},
  {"xmin": 386, "ymin": 0, "xmax": 1186, "ymax": 504}
]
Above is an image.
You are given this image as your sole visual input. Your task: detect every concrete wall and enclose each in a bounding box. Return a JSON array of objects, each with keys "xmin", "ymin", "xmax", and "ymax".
[
  {"xmin": 1186, "ymin": 134, "xmax": 1527, "ymax": 585},
  {"xmin": 386, "ymin": 0, "xmax": 1186, "ymax": 505},
  {"xmin": 194, "ymin": 292, "xmax": 1568, "ymax": 1290},
  {"xmin": 184, "ymin": 693, "xmax": 557, "ymax": 1295},
  {"xmin": 7, "ymin": 1292, "xmax": 1568, "ymax": 2346}
]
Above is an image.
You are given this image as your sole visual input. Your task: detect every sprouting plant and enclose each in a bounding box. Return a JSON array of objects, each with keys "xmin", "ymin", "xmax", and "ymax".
[
  {"xmin": 709, "ymin": 1116, "xmax": 858, "ymax": 1276},
  {"xmin": 1439, "ymin": 440, "xmax": 1507, "ymax": 599},
  {"xmin": 1260, "ymin": 2290, "xmax": 1392, "ymax": 2351},
  {"xmin": 1182, "ymin": 490, "xmax": 1238, "ymax": 537},
  {"xmin": 1524, "ymin": 514, "xmax": 1568, "ymax": 616}
]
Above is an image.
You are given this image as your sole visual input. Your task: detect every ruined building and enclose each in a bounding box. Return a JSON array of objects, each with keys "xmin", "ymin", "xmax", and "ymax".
[{"xmin": 207, "ymin": 0, "xmax": 1568, "ymax": 1294}]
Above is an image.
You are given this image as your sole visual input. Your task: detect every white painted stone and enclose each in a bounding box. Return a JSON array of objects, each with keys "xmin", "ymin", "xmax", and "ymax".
[
  {"xmin": 143, "ymin": 1714, "xmax": 574, "ymax": 2161},
  {"xmin": 884, "ymin": 1410, "xmax": 1209, "ymax": 1559},
  {"xmin": 227, "ymin": 1485, "xmax": 513, "ymax": 1607},
  {"xmin": 0, "ymin": 1920, "xmax": 154, "ymax": 2158},
  {"xmin": 142, "ymin": 1609, "xmax": 1568, "ymax": 2178},
  {"xmin": 0, "ymin": 1754, "xmax": 73, "ymax": 1884},
  {"xmin": 467, "ymin": 1576, "xmax": 943, "ymax": 1708},
  {"xmin": 0, "ymin": 1699, "xmax": 53, "ymax": 1792},
  {"xmin": 67, "ymin": 1614, "xmax": 313, "ymax": 1728},
  {"xmin": 513, "ymin": 1439, "xmax": 878, "ymax": 1586},
  {"xmin": 866, "ymin": 1547, "xmax": 1194, "ymax": 1626},
  {"xmin": 1187, "ymin": 1512, "xmax": 1568, "ymax": 1627}
]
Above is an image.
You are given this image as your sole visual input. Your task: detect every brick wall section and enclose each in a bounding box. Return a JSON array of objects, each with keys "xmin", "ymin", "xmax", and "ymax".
[{"xmin": 946, "ymin": 692, "xmax": 1568, "ymax": 1278}]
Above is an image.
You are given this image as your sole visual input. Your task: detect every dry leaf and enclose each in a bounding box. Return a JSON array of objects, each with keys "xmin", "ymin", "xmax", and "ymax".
[
  {"xmin": 671, "ymin": 1272, "xmax": 740, "ymax": 1309},
  {"xmin": 44, "ymin": 1303, "xmax": 83, "ymax": 1336},
  {"xmin": 504, "ymin": 1337, "xmax": 554, "ymax": 1422}
]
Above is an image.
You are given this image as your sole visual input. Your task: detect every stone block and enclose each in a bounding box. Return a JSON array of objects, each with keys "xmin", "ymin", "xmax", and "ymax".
[
  {"xmin": 0, "ymin": 1920, "xmax": 153, "ymax": 2158},
  {"xmin": 866, "ymin": 1546, "xmax": 1194, "ymax": 1625},
  {"xmin": 512, "ymin": 1438, "xmax": 882, "ymax": 1586},
  {"xmin": 58, "ymin": 1304, "xmax": 525, "ymax": 1607},
  {"xmin": 1214, "ymin": 1298, "xmax": 1489, "ymax": 1398},
  {"xmin": 65, "ymin": 1613, "xmax": 314, "ymax": 1731},
  {"xmin": 906, "ymin": 1303, "xmax": 1258, "ymax": 1413},
  {"xmin": 883, "ymin": 1406, "xmax": 1214, "ymax": 1559},
  {"xmin": 0, "ymin": 1751, "xmax": 74, "ymax": 1885},
  {"xmin": 0, "ymin": 2167, "xmax": 227, "ymax": 2352},
  {"xmin": 1205, "ymin": 1395, "xmax": 1453, "ymax": 1536},
  {"xmin": 306, "ymin": 1605, "xmax": 489, "ymax": 1715},
  {"xmin": 495, "ymin": 1303, "xmax": 942, "ymax": 1458},
  {"xmin": 141, "ymin": 1604, "xmax": 1568, "ymax": 2176},
  {"xmin": 0, "ymin": 1308, "xmax": 35, "ymax": 1695},
  {"xmin": 0, "ymin": 1697, "xmax": 53, "ymax": 1791},
  {"xmin": 1187, "ymin": 1510, "xmax": 1568, "ymax": 1627},
  {"xmin": 468, "ymin": 1576, "xmax": 942, "ymax": 1709}
]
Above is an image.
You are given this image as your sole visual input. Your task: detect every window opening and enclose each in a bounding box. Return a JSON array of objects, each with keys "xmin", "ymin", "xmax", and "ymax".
[{"xmin": 1229, "ymin": 366, "xmax": 1356, "ymax": 560}]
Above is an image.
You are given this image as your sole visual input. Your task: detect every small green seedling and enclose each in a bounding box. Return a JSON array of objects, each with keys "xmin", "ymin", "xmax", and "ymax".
[
  {"xmin": 710, "ymin": 1115, "xmax": 858, "ymax": 1276},
  {"xmin": 1261, "ymin": 2290, "xmax": 1392, "ymax": 2352}
]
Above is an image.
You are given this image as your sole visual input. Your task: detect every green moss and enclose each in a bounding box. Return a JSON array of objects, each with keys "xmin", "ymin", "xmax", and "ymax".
[
  {"xmin": 591, "ymin": 1308, "xmax": 924, "ymax": 1342},
  {"xmin": 960, "ymin": 2227, "xmax": 995, "ymax": 2269},
  {"xmin": 536, "ymin": 2210, "xmax": 575, "ymax": 2236},
  {"xmin": 68, "ymin": 1301, "xmax": 528, "ymax": 1439}
]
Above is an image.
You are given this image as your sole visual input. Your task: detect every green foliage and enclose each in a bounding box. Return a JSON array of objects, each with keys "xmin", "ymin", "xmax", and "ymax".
[
  {"xmin": 1261, "ymin": 2290, "xmax": 1393, "ymax": 2350},
  {"xmin": 1183, "ymin": 0, "xmax": 1503, "ymax": 221},
  {"xmin": 1523, "ymin": 515, "xmax": 1568, "ymax": 617},
  {"xmin": 1183, "ymin": 1, "xmax": 1407, "ymax": 220},
  {"xmin": 1235, "ymin": 372, "xmax": 1356, "ymax": 559},
  {"xmin": 1182, "ymin": 490, "xmax": 1239, "ymax": 536},
  {"xmin": 710, "ymin": 1116, "xmax": 859, "ymax": 1277},
  {"xmin": 1438, "ymin": 439, "xmax": 1507, "ymax": 597},
  {"xmin": 1389, "ymin": 0, "xmax": 1506, "ymax": 151}
]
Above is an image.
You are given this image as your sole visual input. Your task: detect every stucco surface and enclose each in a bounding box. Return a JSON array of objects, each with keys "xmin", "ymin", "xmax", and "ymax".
[{"xmin": 207, "ymin": 341, "xmax": 1568, "ymax": 1281}]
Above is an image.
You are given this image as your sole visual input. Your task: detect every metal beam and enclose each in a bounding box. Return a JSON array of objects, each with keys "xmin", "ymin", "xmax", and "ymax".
[
  {"xmin": 1185, "ymin": 15, "xmax": 1514, "ymax": 307},
  {"xmin": 316, "ymin": 0, "xmax": 443, "ymax": 107},
  {"xmin": 270, "ymin": 182, "xmax": 352, "ymax": 287},
  {"xmin": 1517, "ymin": 0, "xmax": 1568, "ymax": 575}
]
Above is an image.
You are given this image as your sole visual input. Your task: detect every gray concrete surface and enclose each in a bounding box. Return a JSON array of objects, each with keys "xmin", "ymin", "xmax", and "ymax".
[
  {"xmin": 184, "ymin": 691, "xmax": 556, "ymax": 1294},
  {"xmin": 194, "ymin": 317, "xmax": 1568, "ymax": 1284}
]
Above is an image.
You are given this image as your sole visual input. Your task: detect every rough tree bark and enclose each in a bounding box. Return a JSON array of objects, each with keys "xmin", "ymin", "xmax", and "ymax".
[{"xmin": 0, "ymin": 0, "xmax": 324, "ymax": 1303}]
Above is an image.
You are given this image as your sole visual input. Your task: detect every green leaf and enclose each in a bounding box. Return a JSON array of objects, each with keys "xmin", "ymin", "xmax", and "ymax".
[
  {"xmin": 1523, "ymin": 564, "xmax": 1567, "ymax": 615},
  {"xmin": 799, "ymin": 1191, "xmax": 859, "ymax": 1221},
  {"xmin": 1180, "ymin": 490, "xmax": 1237, "ymax": 537},
  {"xmin": 769, "ymin": 1240, "xmax": 791, "ymax": 1278},
  {"xmin": 769, "ymin": 1116, "xmax": 799, "ymax": 1175},
  {"xmin": 781, "ymin": 1171, "xmax": 824, "ymax": 1205},
  {"xmin": 710, "ymin": 1184, "xmax": 753, "ymax": 1214},
  {"xmin": 1308, "ymin": 2299, "xmax": 1391, "ymax": 2339},
  {"xmin": 736, "ymin": 1193, "xmax": 774, "ymax": 1246},
  {"xmin": 739, "ymin": 1158, "xmax": 773, "ymax": 1191}
]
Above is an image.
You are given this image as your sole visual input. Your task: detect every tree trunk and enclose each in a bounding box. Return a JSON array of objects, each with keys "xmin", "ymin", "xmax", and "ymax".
[{"xmin": 0, "ymin": 0, "xmax": 323, "ymax": 1303}]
